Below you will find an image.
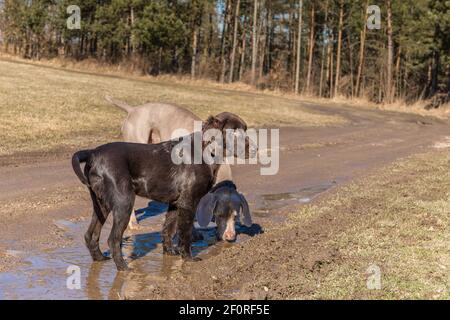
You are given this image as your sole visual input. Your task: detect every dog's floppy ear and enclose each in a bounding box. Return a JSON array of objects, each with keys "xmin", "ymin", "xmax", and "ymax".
[
  {"xmin": 196, "ymin": 192, "xmax": 218, "ymax": 227},
  {"xmin": 203, "ymin": 116, "xmax": 223, "ymax": 131},
  {"xmin": 238, "ymin": 193, "xmax": 253, "ymax": 227}
]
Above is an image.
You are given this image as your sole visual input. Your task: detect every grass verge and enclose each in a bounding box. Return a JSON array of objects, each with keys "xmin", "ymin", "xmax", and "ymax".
[{"xmin": 263, "ymin": 149, "xmax": 449, "ymax": 299}]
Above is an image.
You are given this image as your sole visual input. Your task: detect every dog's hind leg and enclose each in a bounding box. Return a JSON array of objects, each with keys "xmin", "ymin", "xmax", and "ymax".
[
  {"xmin": 162, "ymin": 205, "xmax": 178, "ymax": 255},
  {"xmin": 85, "ymin": 189, "xmax": 110, "ymax": 261},
  {"xmin": 127, "ymin": 211, "xmax": 140, "ymax": 230},
  {"xmin": 149, "ymin": 128, "xmax": 161, "ymax": 144},
  {"xmin": 108, "ymin": 199, "xmax": 135, "ymax": 271}
]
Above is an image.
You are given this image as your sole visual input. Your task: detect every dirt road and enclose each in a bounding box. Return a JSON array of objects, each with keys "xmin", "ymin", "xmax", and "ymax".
[{"xmin": 0, "ymin": 102, "xmax": 449, "ymax": 299}]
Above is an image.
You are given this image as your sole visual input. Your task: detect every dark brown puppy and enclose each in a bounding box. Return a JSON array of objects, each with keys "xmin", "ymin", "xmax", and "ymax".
[{"xmin": 72, "ymin": 113, "xmax": 256, "ymax": 271}]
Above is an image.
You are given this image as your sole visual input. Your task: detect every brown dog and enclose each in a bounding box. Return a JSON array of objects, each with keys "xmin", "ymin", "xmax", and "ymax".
[
  {"xmin": 105, "ymin": 96, "xmax": 233, "ymax": 229},
  {"xmin": 72, "ymin": 114, "xmax": 256, "ymax": 270}
]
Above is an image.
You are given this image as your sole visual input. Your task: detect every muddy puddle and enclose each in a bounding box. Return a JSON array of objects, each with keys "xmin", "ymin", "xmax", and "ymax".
[
  {"xmin": 0, "ymin": 182, "xmax": 334, "ymax": 299},
  {"xmin": 252, "ymin": 182, "xmax": 336, "ymax": 219}
]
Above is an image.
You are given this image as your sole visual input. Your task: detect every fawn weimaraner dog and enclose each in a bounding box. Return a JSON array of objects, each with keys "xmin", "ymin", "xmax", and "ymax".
[
  {"xmin": 72, "ymin": 114, "xmax": 256, "ymax": 270},
  {"xmin": 105, "ymin": 96, "xmax": 233, "ymax": 229}
]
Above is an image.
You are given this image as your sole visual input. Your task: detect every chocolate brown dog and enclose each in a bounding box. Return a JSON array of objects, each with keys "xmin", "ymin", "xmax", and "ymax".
[
  {"xmin": 104, "ymin": 96, "xmax": 233, "ymax": 230},
  {"xmin": 72, "ymin": 113, "xmax": 256, "ymax": 271}
]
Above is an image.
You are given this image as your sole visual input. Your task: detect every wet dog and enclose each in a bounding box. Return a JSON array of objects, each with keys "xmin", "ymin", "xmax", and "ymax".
[
  {"xmin": 105, "ymin": 96, "xmax": 233, "ymax": 230},
  {"xmin": 72, "ymin": 113, "xmax": 256, "ymax": 271},
  {"xmin": 196, "ymin": 180, "xmax": 252, "ymax": 242}
]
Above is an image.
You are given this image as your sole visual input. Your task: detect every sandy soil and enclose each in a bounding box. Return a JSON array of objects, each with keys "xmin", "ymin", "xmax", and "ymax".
[{"xmin": 0, "ymin": 102, "xmax": 449, "ymax": 299}]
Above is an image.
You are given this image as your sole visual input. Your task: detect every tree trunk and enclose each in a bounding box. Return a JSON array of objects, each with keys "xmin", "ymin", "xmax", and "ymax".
[
  {"xmin": 430, "ymin": 36, "xmax": 440, "ymax": 97},
  {"xmin": 258, "ymin": 9, "xmax": 266, "ymax": 80},
  {"xmin": 379, "ymin": 63, "xmax": 384, "ymax": 103},
  {"xmin": 229, "ymin": 0, "xmax": 241, "ymax": 83},
  {"xmin": 319, "ymin": 0, "xmax": 329, "ymax": 97},
  {"xmin": 386, "ymin": 0, "xmax": 394, "ymax": 103},
  {"xmin": 266, "ymin": 2, "xmax": 273, "ymax": 73},
  {"xmin": 288, "ymin": 4, "xmax": 295, "ymax": 86},
  {"xmin": 394, "ymin": 46, "xmax": 401, "ymax": 99},
  {"xmin": 208, "ymin": 12, "xmax": 214, "ymax": 57},
  {"xmin": 305, "ymin": 3, "xmax": 315, "ymax": 94},
  {"xmin": 294, "ymin": 0, "xmax": 303, "ymax": 94},
  {"xmin": 251, "ymin": 0, "xmax": 258, "ymax": 86},
  {"xmin": 130, "ymin": 5, "xmax": 136, "ymax": 57},
  {"xmin": 356, "ymin": 0, "xmax": 368, "ymax": 97},
  {"xmin": 328, "ymin": 32, "xmax": 335, "ymax": 98},
  {"xmin": 348, "ymin": 33, "xmax": 355, "ymax": 98},
  {"xmin": 220, "ymin": 0, "xmax": 231, "ymax": 83},
  {"xmin": 401, "ymin": 53, "xmax": 409, "ymax": 100},
  {"xmin": 238, "ymin": 17, "xmax": 247, "ymax": 81},
  {"xmin": 334, "ymin": 0, "xmax": 344, "ymax": 97},
  {"xmin": 191, "ymin": 27, "xmax": 198, "ymax": 79},
  {"xmin": 447, "ymin": 64, "xmax": 450, "ymax": 94},
  {"xmin": 158, "ymin": 47, "xmax": 163, "ymax": 75}
]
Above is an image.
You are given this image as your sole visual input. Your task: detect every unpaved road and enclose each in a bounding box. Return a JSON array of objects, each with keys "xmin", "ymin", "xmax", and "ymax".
[{"xmin": 0, "ymin": 102, "xmax": 449, "ymax": 299}]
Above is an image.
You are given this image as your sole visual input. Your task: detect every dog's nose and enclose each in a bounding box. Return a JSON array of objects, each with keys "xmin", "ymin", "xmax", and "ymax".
[{"xmin": 224, "ymin": 231, "xmax": 236, "ymax": 242}]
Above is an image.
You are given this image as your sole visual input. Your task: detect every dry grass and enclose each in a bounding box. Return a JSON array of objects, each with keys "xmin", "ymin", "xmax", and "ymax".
[
  {"xmin": 3, "ymin": 53, "xmax": 448, "ymax": 112},
  {"xmin": 378, "ymin": 99, "xmax": 450, "ymax": 119},
  {"xmin": 0, "ymin": 57, "xmax": 345, "ymax": 156},
  {"xmin": 321, "ymin": 95, "xmax": 450, "ymax": 120},
  {"xmin": 289, "ymin": 149, "xmax": 450, "ymax": 299}
]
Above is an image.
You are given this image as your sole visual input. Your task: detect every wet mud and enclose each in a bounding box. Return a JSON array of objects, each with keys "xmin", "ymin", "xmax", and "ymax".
[{"xmin": 0, "ymin": 182, "xmax": 331, "ymax": 299}]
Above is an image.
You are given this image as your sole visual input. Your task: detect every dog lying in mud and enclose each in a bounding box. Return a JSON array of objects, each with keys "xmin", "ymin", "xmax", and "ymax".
[
  {"xmin": 72, "ymin": 114, "xmax": 256, "ymax": 271},
  {"xmin": 105, "ymin": 96, "xmax": 233, "ymax": 229},
  {"xmin": 196, "ymin": 180, "xmax": 252, "ymax": 241}
]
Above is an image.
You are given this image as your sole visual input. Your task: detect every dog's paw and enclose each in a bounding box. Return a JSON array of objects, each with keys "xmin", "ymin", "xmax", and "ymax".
[
  {"xmin": 91, "ymin": 251, "xmax": 111, "ymax": 262},
  {"xmin": 94, "ymin": 254, "xmax": 111, "ymax": 262},
  {"xmin": 182, "ymin": 255, "xmax": 202, "ymax": 262},
  {"xmin": 163, "ymin": 247, "xmax": 180, "ymax": 256},
  {"xmin": 116, "ymin": 263, "xmax": 131, "ymax": 272}
]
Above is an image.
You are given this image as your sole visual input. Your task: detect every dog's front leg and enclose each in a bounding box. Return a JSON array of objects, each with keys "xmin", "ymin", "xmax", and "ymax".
[
  {"xmin": 177, "ymin": 208, "xmax": 201, "ymax": 261},
  {"xmin": 162, "ymin": 207, "xmax": 179, "ymax": 255}
]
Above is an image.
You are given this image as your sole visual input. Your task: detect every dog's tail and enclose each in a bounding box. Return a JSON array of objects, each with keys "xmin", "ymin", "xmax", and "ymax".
[
  {"xmin": 104, "ymin": 95, "xmax": 133, "ymax": 113},
  {"xmin": 72, "ymin": 150, "xmax": 92, "ymax": 186}
]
